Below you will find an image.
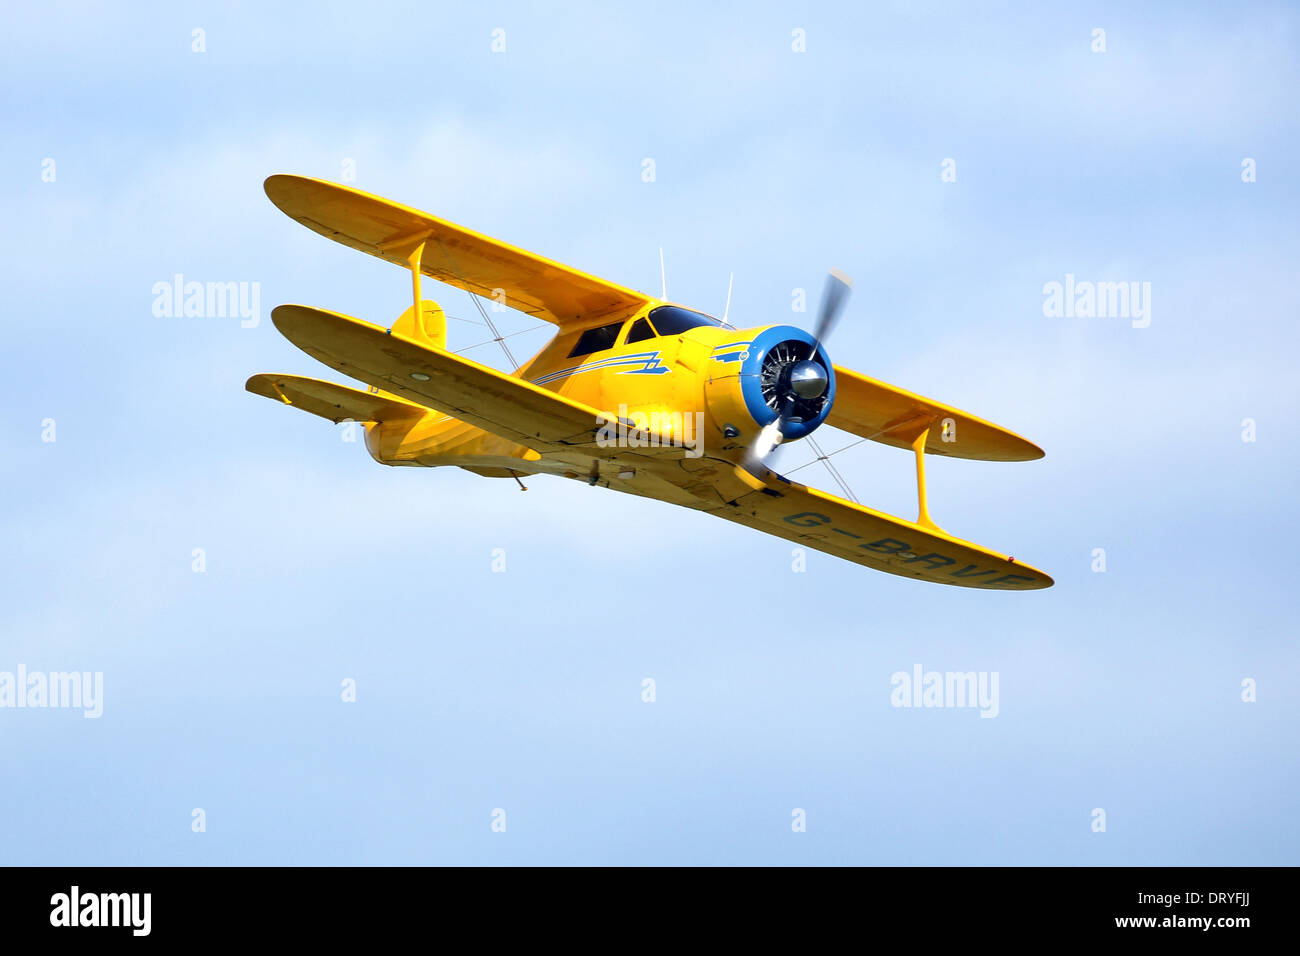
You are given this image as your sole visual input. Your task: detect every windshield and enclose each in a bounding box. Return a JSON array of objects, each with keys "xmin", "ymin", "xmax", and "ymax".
[{"xmin": 646, "ymin": 306, "xmax": 722, "ymax": 335}]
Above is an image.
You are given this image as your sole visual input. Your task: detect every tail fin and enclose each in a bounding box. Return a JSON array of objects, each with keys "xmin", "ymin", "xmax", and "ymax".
[{"xmin": 391, "ymin": 299, "xmax": 446, "ymax": 349}]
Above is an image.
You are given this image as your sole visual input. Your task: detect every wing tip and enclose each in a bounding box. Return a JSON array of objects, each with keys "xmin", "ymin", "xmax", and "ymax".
[
  {"xmin": 270, "ymin": 303, "xmax": 359, "ymax": 339},
  {"xmin": 1006, "ymin": 563, "xmax": 1053, "ymax": 590},
  {"xmin": 245, "ymin": 373, "xmax": 292, "ymax": 406},
  {"xmin": 1018, "ymin": 437, "xmax": 1047, "ymax": 461},
  {"xmin": 263, "ymin": 172, "xmax": 303, "ymax": 206},
  {"xmin": 264, "ymin": 173, "xmax": 357, "ymax": 218}
]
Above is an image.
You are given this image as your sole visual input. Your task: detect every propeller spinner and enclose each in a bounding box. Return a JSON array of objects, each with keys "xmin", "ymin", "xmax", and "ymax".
[{"xmin": 744, "ymin": 269, "xmax": 853, "ymax": 471}]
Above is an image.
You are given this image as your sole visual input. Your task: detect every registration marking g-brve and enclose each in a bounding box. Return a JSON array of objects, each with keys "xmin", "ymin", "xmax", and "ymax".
[{"xmin": 781, "ymin": 510, "xmax": 1038, "ymax": 587}]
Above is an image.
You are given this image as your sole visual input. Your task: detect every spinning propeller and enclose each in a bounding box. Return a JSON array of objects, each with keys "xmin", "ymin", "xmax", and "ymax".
[{"xmin": 744, "ymin": 269, "xmax": 853, "ymax": 471}]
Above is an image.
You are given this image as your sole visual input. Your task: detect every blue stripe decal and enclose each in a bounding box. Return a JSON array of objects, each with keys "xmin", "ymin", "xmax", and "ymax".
[
  {"xmin": 710, "ymin": 340, "xmax": 753, "ymax": 363},
  {"xmin": 530, "ymin": 351, "xmax": 669, "ymax": 386}
]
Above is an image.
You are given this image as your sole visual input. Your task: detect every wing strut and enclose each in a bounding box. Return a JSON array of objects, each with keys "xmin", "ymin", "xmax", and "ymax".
[
  {"xmin": 911, "ymin": 426, "xmax": 938, "ymax": 530},
  {"xmin": 378, "ymin": 229, "xmax": 438, "ymax": 342},
  {"xmin": 406, "ymin": 239, "xmax": 427, "ymax": 328}
]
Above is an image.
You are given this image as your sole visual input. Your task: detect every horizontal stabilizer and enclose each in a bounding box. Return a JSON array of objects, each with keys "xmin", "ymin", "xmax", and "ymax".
[
  {"xmin": 246, "ymin": 373, "xmax": 426, "ymax": 424},
  {"xmin": 828, "ymin": 365, "xmax": 1044, "ymax": 462}
]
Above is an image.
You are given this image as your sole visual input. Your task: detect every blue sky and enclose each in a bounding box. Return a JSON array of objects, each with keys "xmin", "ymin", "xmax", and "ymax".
[{"xmin": 0, "ymin": 1, "xmax": 1296, "ymax": 864}]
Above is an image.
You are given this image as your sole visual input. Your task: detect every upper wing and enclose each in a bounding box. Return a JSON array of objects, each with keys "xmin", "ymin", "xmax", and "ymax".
[
  {"xmin": 264, "ymin": 175, "xmax": 652, "ymax": 327},
  {"xmin": 829, "ymin": 365, "xmax": 1044, "ymax": 462},
  {"xmin": 671, "ymin": 460, "xmax": 1052, "ymax": 589},
  {"xmin": 246, "ymin": 373, "xmax": 426, "ymax": 424},
  {"xmin": 270, "ymin": 304, "xmax": 613, "ymax": 451}
]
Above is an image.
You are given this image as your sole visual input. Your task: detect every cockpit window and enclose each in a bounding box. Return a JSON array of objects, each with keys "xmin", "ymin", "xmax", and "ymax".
[
  {"xmin": 625, "ymin": 317, "xmax": 656, "ymax": 344},
  {"xmin": 646, "ymin": 306, "xmax": 722, "ymax": 336},
  {"xmin": 567, "ymin": 321, "xmax": 624, "ymax": 358},
  {"xmin": 567, "ymin": 308, "xmax": 718, "ymax": 358}
]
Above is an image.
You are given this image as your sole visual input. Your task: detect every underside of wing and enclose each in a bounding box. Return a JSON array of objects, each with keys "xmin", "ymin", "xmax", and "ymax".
[
  {"xmin": 689, "ymin": 463, "xmax": 1052, "ymax": 589},
  {"xmin": 264, "ymin": 175, "xmax": 652, "ymax": 327},
  {"xmin": 270, "ymin": 304, "xmax": 612, "ymax": 451},
  {"xmin": 828, "ymin": 365, "xmax": 1044, "ymax": 462},
  {"xmin": 246, "ymin": 373, "xmax": 426, "ymax": 424}
]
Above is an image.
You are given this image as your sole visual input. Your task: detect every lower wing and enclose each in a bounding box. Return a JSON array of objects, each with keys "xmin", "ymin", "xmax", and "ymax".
[
  {"xmin": 695, "ymin": 464, "xmax": 1052, "ymax": 590},
  {"xmin": 270, "ymin": 304, "xmax": 610, "ymax": 451}
]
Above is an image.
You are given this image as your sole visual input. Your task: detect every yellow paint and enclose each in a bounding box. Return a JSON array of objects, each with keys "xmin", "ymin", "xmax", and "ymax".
[{"xmin": 248, "ymin": 176, "xmax": 1054, "ymax": 590}]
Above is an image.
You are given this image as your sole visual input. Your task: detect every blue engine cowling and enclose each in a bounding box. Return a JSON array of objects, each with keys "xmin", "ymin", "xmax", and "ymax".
[{"xmin": 703, "ymin": 325, "xmax": 836, "ymax": 443}]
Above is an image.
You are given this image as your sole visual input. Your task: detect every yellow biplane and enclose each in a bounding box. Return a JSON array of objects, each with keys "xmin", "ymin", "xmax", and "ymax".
[{"xmin": 248, "ymin": 175, "xmax": 1052, "ymax": 590}]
